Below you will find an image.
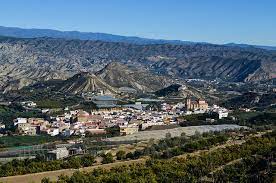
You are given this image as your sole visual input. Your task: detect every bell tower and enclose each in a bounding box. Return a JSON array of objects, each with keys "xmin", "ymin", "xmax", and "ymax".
[{"xmin": 185, "ymin": 97, "xmax": 191, "ymax": 110}]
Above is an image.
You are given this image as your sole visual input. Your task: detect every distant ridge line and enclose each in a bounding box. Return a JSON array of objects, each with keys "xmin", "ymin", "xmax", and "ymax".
[{"xmin": 0, "ymin": 25, "xmax": 275, "ymax": 50}]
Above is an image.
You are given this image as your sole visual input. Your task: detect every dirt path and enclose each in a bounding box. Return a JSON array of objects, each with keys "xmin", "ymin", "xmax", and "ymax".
[
  {"xmin": 199, "ymin": 158, "xmax": 243, "ymax": 181},
  {"xmin": 0, "ymin": 158, "xmax": 148, "ymax": 183}
]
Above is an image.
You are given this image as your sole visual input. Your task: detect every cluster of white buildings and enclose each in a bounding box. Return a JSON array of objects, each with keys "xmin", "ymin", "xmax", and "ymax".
[
  {"xmin": 12, "ymin": 99, "xmax": 229, "ymax": 137},
  {"xmin": 12, "ymin": 103, "xmax": 179, "ymax": 137},
  {"xmin": 14, "ymin": 117, "xmax": 50, "ymax": 136}
]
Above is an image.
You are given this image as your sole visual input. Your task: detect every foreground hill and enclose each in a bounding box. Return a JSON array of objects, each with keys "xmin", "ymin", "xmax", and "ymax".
[{"xmin": 0, "ymin": 36, "xmax": 275, "ymax": 92}]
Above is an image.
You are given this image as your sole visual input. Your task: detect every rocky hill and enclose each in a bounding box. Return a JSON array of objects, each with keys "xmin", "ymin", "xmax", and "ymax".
[
  {"xmin": 0, "ymin": 36, "xmax": 275, "ymax": 92},
  {"xmin": 96, "ymin": 62, "xmax": 174, "ymax": 92},
  {"xmin": 59, "ymin": 72, "xmax": 118, "ymax": 94},
  {"xmin": 223, "ymin": 92, "xmax": 276, "ymax": 109},
  {"xmin": 154, "ymin": 84, "xmax": 214, "ymax": 100}
]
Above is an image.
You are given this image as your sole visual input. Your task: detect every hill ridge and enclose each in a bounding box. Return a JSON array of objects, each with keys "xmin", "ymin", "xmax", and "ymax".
[{"xmin": 0, "ymin": 37, "xmax": 275, "ymax": 92}]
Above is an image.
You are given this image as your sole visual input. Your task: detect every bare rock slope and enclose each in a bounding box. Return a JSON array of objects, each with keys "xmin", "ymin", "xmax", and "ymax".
[{"xmin": 0, "ymin": 36, "xmax": 275, "ymax": 92}]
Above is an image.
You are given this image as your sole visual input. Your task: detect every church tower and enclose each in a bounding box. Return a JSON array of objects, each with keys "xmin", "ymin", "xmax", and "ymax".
[{"xmin": 185, "ymin": 98, "xmax": 191, "ymax": 110}]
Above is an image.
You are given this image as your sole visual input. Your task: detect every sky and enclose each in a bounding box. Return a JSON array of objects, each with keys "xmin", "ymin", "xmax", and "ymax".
[{"xmin": 0, "ymin": 0, "xmax": 276, "ymax": 46}]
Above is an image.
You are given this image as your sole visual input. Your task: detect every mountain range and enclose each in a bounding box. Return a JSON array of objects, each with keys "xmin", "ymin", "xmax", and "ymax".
[
  {"xmin": 0, "ymin": 29, "xmax": 275, "ymax": 93},
  {"xmin": 0, "ymin": 26, "xmax": 276, "ymax": 50},
  {"xmin": 0, "ymin": 26, "xmax": 196, "ymax": 45}
]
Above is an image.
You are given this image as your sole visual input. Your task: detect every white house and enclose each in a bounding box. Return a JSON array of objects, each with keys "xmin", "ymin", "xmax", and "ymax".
[
  {"xmin": 217, "ymin": 110, "xmax": 229, "ymax": 119},
  {"xmin": 21, "ymin": 101, "xmax": 37, "ymax": 108},
  {"xmin": 47, "ymin": 128, "xmax": 59, "ymax": 136},
  {"xmin": 47, "ymin": 147, "xmax": 69, "ymax": 160},
  {"xmin": 209, "ymin": 105, "xmax": 229, "ymax": 119},
  {"xmin": 14, "ymin": 118, "xmax": 27, "ymax": 126}
]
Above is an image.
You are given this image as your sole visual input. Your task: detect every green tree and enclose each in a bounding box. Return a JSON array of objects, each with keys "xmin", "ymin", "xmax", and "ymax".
[
  {"xmin": 116, "ymin": 150, "xmax": 126, "ymax": 160},
  {"xmin": 68, "ymin": 157, "xmax": 81, "ymax": 169},
  {"xmin": 80, "ymin": 155, "xmax": 95, "ymax": 167},
  {"xmin": 102, "ymin": 153, "xmax": 114, "ymax": 164},
  {"xmin": 41, "ymin": 177, "xmax": 52, "ymax": 183},
  {"xmin": 181, "ymin": 132, "xmax": 186, "ymax": 137},
  {"xmin": 165, "ymin": 132, "xmax": 172, "ymax": 138},
  {"xmin": 126, "ymin": 152, "xmax": 134, "ymax": 159}
]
